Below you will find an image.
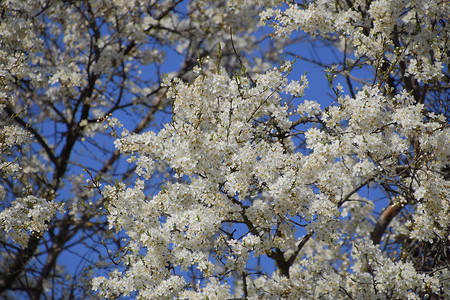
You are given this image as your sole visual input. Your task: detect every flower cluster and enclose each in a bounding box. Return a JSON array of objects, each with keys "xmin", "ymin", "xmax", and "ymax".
[
  {"xmin": 96, "ymin": 0, "xmax": 450, "ymax": 293},
  {"xmin": 261, "ymin": 0, "xmax": 449, "ymax": 83},
  {"xmin": 0, "ymin": 196, "xmax": 65, "ymax": 248},
  {"xmin": 97, "ymin": 52, "xmax": 449, "ymax": 298}
]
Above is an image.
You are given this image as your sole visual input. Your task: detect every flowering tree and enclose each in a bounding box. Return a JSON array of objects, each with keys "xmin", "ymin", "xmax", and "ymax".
[
  {"xmin": 1, "ymin": 0, "xmax": 449, "ymax": 299},
  {"xmin": 0, "ymin": 0, "xmax": 279, "ymax": 298}
]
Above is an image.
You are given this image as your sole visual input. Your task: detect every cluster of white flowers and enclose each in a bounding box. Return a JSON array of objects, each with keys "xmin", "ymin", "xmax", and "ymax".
[
  {"xmin": 348, "ymin": 241, "xmax": 441, "ymax": 299},
  {"xmin": 0, "ymin": 125, "xmax": 31, "ymax": 149},
  {"xmin": 96, "ymin": 64, "xmax": 316, "ymax": 297},
  {"xmin": 0, "ymin": 196, "xmax": 65, "ymax": 248},
  {"xmin": 261, "ymin": 0, "xmax": 449, "ymax": 83},
  {"xmin": 93, "ymin": 0, "xmax": 449, "ymax": 296},
  {"xmin": 1, "ymin": 130, "xmax": 64, "ymax": 249},
  {"xmin": 0, "ymin": 124, "xmax": 31, "ymax": 177},
  {"xmin": 96, "ymin": 52, "xmax": 449, "ymax": 297}
]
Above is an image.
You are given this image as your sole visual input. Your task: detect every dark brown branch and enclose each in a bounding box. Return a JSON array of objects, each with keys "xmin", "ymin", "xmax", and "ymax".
[
  {"xmin": 286, "ymin": 232, "xmax": 313, "ymax": 267},
  {"xmin": 0, "ymin": 236, "xmax": 40, "ymax": 294},
  {"xmin": 370, "ymin": 204, "xmax": 403, "ymax": 245},
  {"xmin": 338, "ymin": 177, "xmax": 374, "ymax": 207}
]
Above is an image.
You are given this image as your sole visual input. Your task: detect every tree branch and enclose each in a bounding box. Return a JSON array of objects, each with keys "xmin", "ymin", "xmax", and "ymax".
[{"xmin": 370, "ymin": 204, "xmax": 403, "ymax": 245}]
